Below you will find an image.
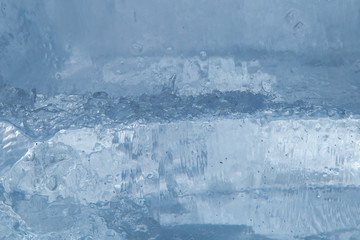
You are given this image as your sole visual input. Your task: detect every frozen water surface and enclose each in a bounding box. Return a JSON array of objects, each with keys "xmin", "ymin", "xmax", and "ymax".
[{"xmin": 1, "ymin": 0, "xmax": 360, "ymax": 239}]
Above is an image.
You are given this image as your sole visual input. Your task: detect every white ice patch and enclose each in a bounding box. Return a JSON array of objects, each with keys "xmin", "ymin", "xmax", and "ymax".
[
  {"xmin": 52, "ymin": 128, "xmax": 98, "ymax": 154},
  {"xmin": 101, "ymin": 56, "xmax": 277, "ymax": 96}
]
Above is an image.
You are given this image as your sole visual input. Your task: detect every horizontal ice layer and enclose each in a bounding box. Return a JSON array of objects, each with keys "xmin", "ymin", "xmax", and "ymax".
[
  {"xmin": 2, "ymin": 53, "xmax": 360, "ymax": 115},
  {"xmin": 1, "ymin": 0, "xmax": 360, "ymax": 110},
  {"xmin": 2, "ymin": 0, "xmax": 360, "ymax": 62},
  {"xmin": 99, "ymin": 57, "xmax": 276, "ymax": 96},
  {"xmin": 5, "ymin": 118, "xmax": 360, "ymax": 198},
  {"xmin": 2, "ymin": 116, "xmax": 360, "ymax": 239},
  {"xmin": 0, "ymin": 86, "xmax": 352, "ymax": 143}
]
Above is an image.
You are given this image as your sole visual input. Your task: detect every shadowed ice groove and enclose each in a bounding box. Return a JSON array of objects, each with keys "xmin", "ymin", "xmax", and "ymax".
[{"xmin": 0, "ymin": 84, "xmax": 352, "ymax": 141}]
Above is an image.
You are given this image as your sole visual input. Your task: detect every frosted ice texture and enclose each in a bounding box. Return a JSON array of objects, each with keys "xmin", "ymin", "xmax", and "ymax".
[{"xmin": 1, "ymin": 0, "xmax": 360, "ymax": 239}]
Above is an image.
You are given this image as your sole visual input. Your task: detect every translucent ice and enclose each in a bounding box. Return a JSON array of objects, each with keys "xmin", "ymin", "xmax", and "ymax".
[{"xmin": 1, "ymin": 0, "xmax": 360, "ymax": 239}]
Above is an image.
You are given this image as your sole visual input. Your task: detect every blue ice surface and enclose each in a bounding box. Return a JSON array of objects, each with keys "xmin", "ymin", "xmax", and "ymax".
[{"xmin": 1, "ymin": 0, "xmax": 360, "ymax": 239}]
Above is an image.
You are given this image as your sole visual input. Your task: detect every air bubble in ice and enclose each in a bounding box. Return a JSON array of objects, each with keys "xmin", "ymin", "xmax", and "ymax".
[
  {"xmin": 24, "ymin": 151, "xmax": 34, "ymax": 161},
  {"xmin": 261, "ymin": 79, "xmax": 272, "ymax": 93},
  {"xmin": 46, "ymin": 175, "xmax": 58, "ymax": 191},
  {"xmin": 293, "ymin": 21, "xmax": 304, "ymax": 32},
  {"xmin": 55, "ymin": 72, "xmax": 62, "ymax": 80},
  {"xmin": 106, "ymin": 175, "xmax": 114, "ymax": 183},
  {"xmin": 131, "ymin": 43, "xmax": 143, "ymax": 55},
  {"xmin": 200, "ymin": 51, "xmax": 207, "ymax": 61}
]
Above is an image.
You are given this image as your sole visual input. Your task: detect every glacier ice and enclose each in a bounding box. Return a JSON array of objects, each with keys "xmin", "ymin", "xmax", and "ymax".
[{"xmin": 1, "ymin": 0, "xmax": 360, "ymax": 239}]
